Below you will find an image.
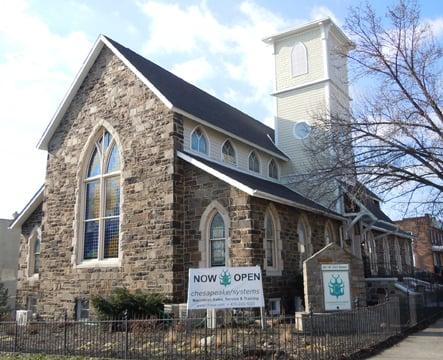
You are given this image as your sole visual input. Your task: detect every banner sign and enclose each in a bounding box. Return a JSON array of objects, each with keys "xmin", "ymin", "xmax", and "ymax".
[
  {"xmin": 187, "ymin": 266, "xmax": 265, "ymax": 310},
  {"xmin": 321, "ymin": 264, "xmax": 351, "ymax": 311}
]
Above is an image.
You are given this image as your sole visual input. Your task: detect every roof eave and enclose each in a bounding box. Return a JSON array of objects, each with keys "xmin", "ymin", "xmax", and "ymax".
[{"xmin": 9, "ymin": 185, "xmax": 45, "ymax": 230}]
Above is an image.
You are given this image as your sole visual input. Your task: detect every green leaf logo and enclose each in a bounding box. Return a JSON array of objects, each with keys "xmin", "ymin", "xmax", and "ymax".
[{"xmin": 220, "ymin": 270, "xmax": 231, "ymax": 287}]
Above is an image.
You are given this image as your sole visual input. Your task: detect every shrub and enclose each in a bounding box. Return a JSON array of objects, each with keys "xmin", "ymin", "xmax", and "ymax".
[{"xmin": 91, "ymin": 287, "xmax": 165, "ymax": 319}]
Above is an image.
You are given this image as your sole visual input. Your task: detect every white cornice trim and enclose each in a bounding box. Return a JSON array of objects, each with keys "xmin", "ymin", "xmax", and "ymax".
[
  {"xmin": 178, "ymin": 151, "xmax": 345, "ymax": 221},
  {"xmin": 9, "ymin": 186, "xmax": 44, "ymax": 230}
]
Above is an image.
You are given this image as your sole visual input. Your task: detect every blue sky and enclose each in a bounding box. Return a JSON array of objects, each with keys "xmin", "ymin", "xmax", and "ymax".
[{"xmin": 1, "ymin": 0, "xmax": 442, "ymax": 220}]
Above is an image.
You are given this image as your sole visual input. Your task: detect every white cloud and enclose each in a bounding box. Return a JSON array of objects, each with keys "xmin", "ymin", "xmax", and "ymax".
[
  {"xmin": 427, "ymin": 17, "xmax": 443, "ymax": 37},
  {"xmin": 0, "ymin": 0, "xmax": 92, "ymax": 217},
  {"xmin": 171, "ymin": 57, "xmax": 214, "ymax": 84},
  {"xmin": 310, "ymin": 5, "xmax": 342, "ymax": 25}
]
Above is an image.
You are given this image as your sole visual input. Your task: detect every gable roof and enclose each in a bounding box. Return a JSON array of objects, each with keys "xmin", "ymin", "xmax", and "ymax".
[
  {"xmin": 178, "ymin": 151, "xmax": 344, "ymax": 220},
  {"xmin": 37, "ymin": 35, "xmax": 288, "ymax": 161},
  {"xmin": 9, "ymin": 185, "xmax": 44, "ymax": 230}
]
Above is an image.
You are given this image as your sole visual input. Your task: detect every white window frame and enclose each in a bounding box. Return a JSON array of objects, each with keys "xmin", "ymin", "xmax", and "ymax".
[
  {"xmin": 263, "ymin": 205, "xmax": 283, "ymax": 276},
  {"xmin": 190, "ymin": 126, "xmax": 210, "ymax": 156},
  {"xmin": 268, "ymin": 159, "xmax": 279, "ymax": 180},
  {"xmin": 27, "ymin": 226, "xmax": 41, "ymax": 279},
  {"xmin": 291, "ymin": 42, "xmax": 308, "ymax": 77},
  {"xmin": 75, "ymin": 298, "xmax": 90, "ymax": 321},
  {"xmin": 76, "ymin": 127, "xmax": 123, "ymax": 268},
  {"xmin": 248, "ymin": 150, "xmax": 261, "ymax": 173},
  {"xmin": 297, "ymin": 215, "xmax": 312, "ymax": 270},
  {"xmin": 221, "ymin": 139, "xmax": 237, "ymax": 166},
  {"xmin": 199, "ymin": 200, "xmax": 230, "ymax": 268},
  {"xmin": 268, "ymin": 298, "xmax": 281, "ymax": 316},
  {"xmin": 324, "ymin": 221, "xmax": 335, "ymax": 245}
]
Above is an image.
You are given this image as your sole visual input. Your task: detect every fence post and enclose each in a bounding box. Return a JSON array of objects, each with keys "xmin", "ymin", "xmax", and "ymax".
[
  {"xmin": 14, "ymin": 318, "xmax": 18, "ymax": 353},
  {"xmin": 309, "ymin": 306, "xmax": 314, "ymax": 360},
  {"xmin": 63, "ymin": 311, "xmax": 67, "ymax": 355},
  {"xmin": 124, "ymin": 310, "xmax": 129, "ymax": 359}
]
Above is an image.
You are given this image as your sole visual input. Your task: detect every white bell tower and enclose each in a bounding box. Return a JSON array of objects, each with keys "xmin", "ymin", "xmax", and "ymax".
[{"xmin": 263, "ymin": 18, "xmax": 354, "ymax": 209}]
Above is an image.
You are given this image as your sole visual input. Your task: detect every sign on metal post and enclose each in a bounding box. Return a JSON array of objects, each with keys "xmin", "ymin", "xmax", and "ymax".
[
  {"xmin": 187, "ymin": 266, "xmax": 265, "ymax": 310},
  {"xmin": 321, "ymin": 264, "xmax": 351, "ymax": 311}
]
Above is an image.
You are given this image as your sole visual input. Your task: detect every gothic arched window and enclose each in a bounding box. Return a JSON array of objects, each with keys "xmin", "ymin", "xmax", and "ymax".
[
  {"xmin": 297, "ymin": 216, "xmax": 312, "ymax": 270},
  {"xmin": 191, "ymin": 127, "xmax": 208, "ymax": 155},
  {"xmin": 248, "ymin": 151, "xmax": 260, "ymax": 173},
  {"xmin": 222, "ymin": 140, "xmax": 236, "ymax": 165},
  {"xmin": 209, "ymin": 212, "xmax": 226, "ymax": 267},
  {"xmin": 83, "ymin": 129, "xmax": 121, "ymax": 261},
  {"xmin": 268, "ymin": 159, "xmax": 278, "ymax": 179}
]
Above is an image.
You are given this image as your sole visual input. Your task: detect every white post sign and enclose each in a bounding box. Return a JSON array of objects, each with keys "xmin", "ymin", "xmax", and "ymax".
[
  {"xmin": 321, "ymin": 264, "xmax": 351, "ymax": 311},
  {"xmin": 187, "ymin": 266, "xmax": 265, "ymax": 310}
]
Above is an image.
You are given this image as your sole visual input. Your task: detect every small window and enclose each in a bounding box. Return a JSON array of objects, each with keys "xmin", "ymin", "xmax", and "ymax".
[
  {"xmin": 268, "ymin": 159, "xmax": 278, "ymax": 179},
  {"xmin": 75, "ymin": 299, "xmax": 90, "ymax": 321},
  {"xmin": 222, "ymin": 140, "xmax": 236, "ymax": 165},
  {"xmin": 210, "ymin": 212, "xmax": 226, "ymax": 267},
  {"xmin": 291, "ymin": 42, "xmax": 308, "ymax": 77},
  {"xmin": 33, "ymin": 237, "xmax": 41, "ymax": 274},
  {"xmin": 265, "ymin": 215, "xmax": 276, "ymax": 268},
  {"xmin": 248, "ymin": 151, "xmax": 260, "ymax": 173},
  {"xmin": 293, "ymin": 122, "xmax": 311, "ymax": 139},
  {"xmin": 191, "ymin": 128, "xmax": 208, "ymax": 155},
  {"xmin": 268, "ymin": 298, "xmax": 281, "ymax": 316}
]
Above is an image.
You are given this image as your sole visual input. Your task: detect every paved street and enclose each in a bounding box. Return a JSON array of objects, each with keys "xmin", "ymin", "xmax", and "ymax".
[{"xmin": 371, "ymin": 318, "xmax": 443, "ymax": 359}]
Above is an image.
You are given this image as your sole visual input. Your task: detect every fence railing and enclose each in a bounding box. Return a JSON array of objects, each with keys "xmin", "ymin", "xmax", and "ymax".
[{"xmin": 0, "ymin": 296, "xmax": 438, "ymax": 360}]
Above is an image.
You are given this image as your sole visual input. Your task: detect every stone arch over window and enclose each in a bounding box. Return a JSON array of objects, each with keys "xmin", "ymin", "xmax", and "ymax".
[
  {"xmin": 394, "ymin": 238, "xmax": 403, "ymax": 273},
  {"xmin": 268, "ymin": 159, "xmax": 279, "ymax": 179},
  {"xmin": 297, "ymin": 214, "xmax": 312, "ymax": 270},
  {"xmin": 27, "ymin": 226, "xmax": 41, "ymax": 277},
  {"xmin": 75, "ymin": 124, "xmax": 123, "ymax": 265},
  {"xmin": 324, "ymin": 221, "xmax": 335, "ymax": 245},
  {"xmin": 221, "ymin": 139, "xmax": 236, "ymax": 165},
  {"xmin": 248, "ymin": 151, "xmax": 260, "ymax": 173},
  {"xmin": 191, "ymin": 126, "xmax": 209, "ymax": 155},
  {"xmin": 291, "ymin": 42, "xmax": 308, "ymax": 77},
  {"xmin": 263, "ymin": 204, "xmax": 283, "ymax": 275},
  {"xmin": 198, "ymin": 200, "xmax": 230, "ymax": 268},
  {"xmin": 365, "ymin": 231, "xmax": 378, "ymax": 275}
]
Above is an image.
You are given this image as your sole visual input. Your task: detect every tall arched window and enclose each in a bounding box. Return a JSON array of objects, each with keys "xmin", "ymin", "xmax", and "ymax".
[
  {"xmin": 291, "ymin": 42, "xmax": 308, "ymax": 77},
  {"xmin": 383, "ymin": 237, "xmax": 391, "ymax": 274},
  {"xmin": 394, "ymin": 238, "xmax": 403, "ymax": 273},
  {"xmin": 83, "ymin": 129, "xmax": 121, "ymax": 261},
  {"xmin": 265, "ymin": 214, "xmax": 276, "ymax": 268},
  {"xmin": 248, "ymin": 151, "xmax": 260, "ymax": 173},
  {"xmin": 28, "ymin": 227, "xmax": 41, "ymax": 276},
  {"xmin": 222, "ymin": 140, "xmax": 236, "ymax": 165},
  {"xmin": 324, "ymin": 222, "xmax": 335, "ymax": 245},
  {"xmin": 268, "ymin": 159, "xmax": 278, "ymax": 179},
  {"xmin": 33, "ymin": 237, "xmax": 41, "ymax": 274},
  {"xmin": 297, "ymin": 217, "xmax": 312, "ymax": 270},
  {"xmin": 209, "ymin": 212, "xmax": 226, "ymax": 267},
  {"xmin": 191, "ymin": 127, "xmax": 208, "ymax": 155},
  {"xmin": 365, "ymin": 231, "xmax": 378, "ymax": 275}
]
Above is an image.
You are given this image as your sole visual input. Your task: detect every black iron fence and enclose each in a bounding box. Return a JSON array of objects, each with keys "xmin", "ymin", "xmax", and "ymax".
[{"xmin": 0, "ymin": 294, "xmax": 441, "ymax": 360}]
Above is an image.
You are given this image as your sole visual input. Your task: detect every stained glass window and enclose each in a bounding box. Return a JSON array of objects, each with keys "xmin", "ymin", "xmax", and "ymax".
[
  {"xmin": 222, "ymin": 140, "xmax": 236, "ymax": 165},
  {"xmin": 83, "ymin": 129, "xmax": 121, "ymax": 261},
  {"xmin": 249, "ymin": 151, "xmax": 260, "ymax": 173},
  {"xmin": 265, "ymin": 215, "xmax": 275, "ymax": 267},
  {"xmin": 210, "ymin": 212, "xmax": 225, "ymax": 267},
  {"xmin": 191, "ymin": 128, "xmax": 208, "ymax": 154},
  {"xmin": 268, "ymin": 159, "xmax": 278, "ymax": 179}
]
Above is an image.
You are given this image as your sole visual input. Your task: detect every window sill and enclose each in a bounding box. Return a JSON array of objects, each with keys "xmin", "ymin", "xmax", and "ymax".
[
  {"xmin": 75, "ymin": 258, "xmax": 121, "ymax": 269},
  {"xmin": 265, "ymin": 268, "xmax": 282, "ymax": 277}
]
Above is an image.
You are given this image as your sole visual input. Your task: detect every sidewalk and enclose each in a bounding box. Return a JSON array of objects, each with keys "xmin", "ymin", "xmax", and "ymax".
[{"xmin": 370, "ymin": 317, "xmax": 443, "ymax": 359}]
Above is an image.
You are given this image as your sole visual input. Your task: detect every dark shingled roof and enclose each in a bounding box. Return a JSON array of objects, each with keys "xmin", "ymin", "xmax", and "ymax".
[
  {"xmin": 182, "ymin": 151, "xmax": 342, "ymax": 217},
  {"xmin": 104, "ymin": 36, "xmax": 288, "ymax": 159}
]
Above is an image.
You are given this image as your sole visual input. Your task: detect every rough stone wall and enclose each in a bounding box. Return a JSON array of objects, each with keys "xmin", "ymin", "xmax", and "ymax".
[
  {"xmin": 180, "ymin": 162, "xmax": 342, "ymax": 313},
  {"xmin": 303, "ymin": 243, "xmax": 366, "ymax": 313},
  {"xmin": 39, "ymin": 47, "xmax": 180, "ymax": 318},
  {"xmin": 16, "ymin": 204, "xmax": 43, "ymax": 309},
  {"xmin": 396, "ymin": 216, "xmax": 433, "ymax": 272}
]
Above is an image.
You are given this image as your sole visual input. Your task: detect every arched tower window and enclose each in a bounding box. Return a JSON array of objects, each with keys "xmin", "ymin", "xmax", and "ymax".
[
  {"xmin": 268, "ymin": 159, "xmax": 278, "ymax": 179},
  {"xmin": 222, "ymin": 140, "xmax": 236, "ymax": 165},
  {"xmin": 191, "ymin": 127, "xmax": 208, "ymax": 155},
  {"xmin": 248, "ymin": 151, "xmax": 260, "ymax": 173},
  {"xmin": 291, "ymin": 42, "xmax": 308, "ymax": 77},
  {"xmin": 297, "ymin": 216, "xmax": 312, "ymax": 270},
  {"xmin": 209, "ymin": 212, "xmax": 226, "ymax": 267},
  {"xmin": 82, "ymin": 128, "xmax": 121, "ymax": 261}
]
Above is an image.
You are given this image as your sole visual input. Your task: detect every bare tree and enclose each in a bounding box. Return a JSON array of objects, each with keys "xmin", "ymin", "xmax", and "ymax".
[{"xmin": 303, "ymin": 0, "xmax": 443, "ymax": 216}]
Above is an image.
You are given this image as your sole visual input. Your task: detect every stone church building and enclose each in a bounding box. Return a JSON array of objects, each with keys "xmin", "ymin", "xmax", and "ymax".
[{"xmin": 10, "ymin": 18, "xmax": 413, "ymax": 319}]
